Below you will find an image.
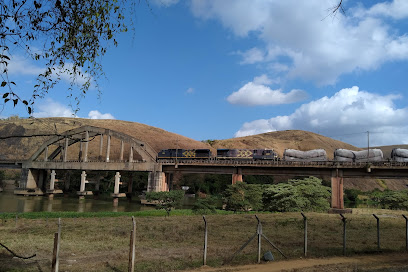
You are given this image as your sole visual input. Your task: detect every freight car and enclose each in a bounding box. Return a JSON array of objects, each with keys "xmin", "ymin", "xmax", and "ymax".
[
  {"xmin": 157, "ymin": 149, "xmax": 212, "ymax": 159},
  {"xmin": 216, "ymin": 149, "xmax": 278, "ymax": 160}
]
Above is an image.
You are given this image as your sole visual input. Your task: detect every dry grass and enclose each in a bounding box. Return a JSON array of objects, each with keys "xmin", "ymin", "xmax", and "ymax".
[{"xmin": 1, "ymin": 210, "xmax": 408, "ymax": 271}]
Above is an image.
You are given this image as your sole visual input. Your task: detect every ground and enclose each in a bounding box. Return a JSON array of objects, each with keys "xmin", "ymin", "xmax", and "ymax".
[{"xmin": 187, "ymin": 252, "xmax": 408, "ymax": 272}]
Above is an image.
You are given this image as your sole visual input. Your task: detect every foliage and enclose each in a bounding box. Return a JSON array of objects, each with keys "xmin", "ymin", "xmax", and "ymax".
[
  {"xmin": 263, "ymin": 176, "xmax": 331, "ymax": 212},
  {"xmin": 376, "ymin": 189, "xmax": 408, "ymax": 210},
  {"xmin": 201, "ymin": 139, "xmax": 217, "ymax": 146},
  {"xmin": 244, "ymin": 175, "xmax": 274, "ymax": 185},
  {"xmin": 344, "ymin": 188, "xmax": 362, "ymax": 203},
  {"xmin": 180, "ymin": 174, "xmax": 231, "ymax": 195},
  {"xmin": 0, "ymin": 0, "xmax": 141, "ymax": 113},
  {"xmin": 192, "ymin": 196, "xmax": 220, "ymax": 215},
  {"xmin": 146, "ymin": 190, "xmax": 185, "ymax": 216},
  {"xmin": 223, "ymin": 183, "xmax": 263, "ymax": 212}
]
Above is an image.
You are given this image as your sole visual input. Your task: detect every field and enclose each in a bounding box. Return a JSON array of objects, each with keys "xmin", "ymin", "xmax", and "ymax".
[{"xmin": 1, "ymin": 208, "xmax": 408, "ymax": 271}]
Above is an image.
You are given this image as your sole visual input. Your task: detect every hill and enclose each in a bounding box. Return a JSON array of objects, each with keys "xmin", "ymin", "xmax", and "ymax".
[
  {"xmin": 212, "ymin": 130, "xmax": 360, "ymax": 159},
  {"xmin": 0, "ymin": 117, "xmax": 211, "ymax": 160}
]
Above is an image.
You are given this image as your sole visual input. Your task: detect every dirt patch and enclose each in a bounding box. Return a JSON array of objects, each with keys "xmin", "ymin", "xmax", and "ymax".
[{"xmin": 186, "ymin": 252, "xmax": 408, "ymax": 272}]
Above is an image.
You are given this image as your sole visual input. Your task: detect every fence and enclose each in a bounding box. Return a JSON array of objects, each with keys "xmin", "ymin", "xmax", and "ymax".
[{"xmin": 1, "ymin": 211, "xmax": 408, "ymax": 271}]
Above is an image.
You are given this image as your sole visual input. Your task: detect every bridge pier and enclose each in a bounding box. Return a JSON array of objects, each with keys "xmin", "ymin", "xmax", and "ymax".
[
  {"xmin": 15, "ymin": 169, "xmax": 45, "ymax": 195},
  {"xmin": 147, "ymin": 171, "xmax": 169, "ymax": 192},
  {"xmin": 330, "ymin": 169, "xmax": 351, "ymax": 213},
  {"xmin": 78, "ymin": 171, "xmax": 87, "ymax": 200},
  {"xmin": 232, "ymin": 168, "xmax": 243, "ymax": 184}
]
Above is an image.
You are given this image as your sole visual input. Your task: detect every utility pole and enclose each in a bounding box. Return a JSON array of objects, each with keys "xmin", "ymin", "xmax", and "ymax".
[{"xmin": 367, "ymin": 131, "xmax": 370, "ymax": 161}]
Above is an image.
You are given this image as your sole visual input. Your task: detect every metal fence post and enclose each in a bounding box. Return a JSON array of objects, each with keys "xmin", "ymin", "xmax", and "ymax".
[
  {"xmin": 340, "ymin": 214, "xmax": 346, "ymax": 256},
  {"xmin": 256, "ymin": 215, "xmax": 262, "ymax": 264},
  {"xmin": 203, "ymin": 216, "xmax": 208, "ymax": 266},
  {"xmin": 403, "ymin": 215, "xmax": 408, "ymax": 251},
  {"xmin": 128, "ymin": 216, "xmax": 136, "ymax": 272},
  {"xmin": 52, "ymin": 218, "xmax": 61, "ymax": 272},
  {"xmin": 373, "ymin": 214, "xmax": 380, "ymax": 251},
  {"xmin": 301, "ymin": 213, "xmax": 307, "ymax": 257}
]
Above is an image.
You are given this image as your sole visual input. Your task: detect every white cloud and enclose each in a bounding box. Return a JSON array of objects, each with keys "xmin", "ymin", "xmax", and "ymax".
[
  {"xmin": 5, "ymin": 55, "xmax": 90, "ymax": 86},
  {"xmin": 32, "ymin": 99, "xmax": 114, "ymax": 120},
  {"xmin": 235, "ymin": 86, "xmax": 408, "ymax": 147},
  {"xmin": 362, "ymin": 0, "xmax": 408, "ymax": 19},
  {"xmin": 191, "ymin": 0, "xmax": 408, "ymax": 85},
  {"xmin": 227, "ymin": 75, "xmax": 307, "ymax": 106},
  {"xmin": 186, "ymin": 87, "xmax": 194, "ymax": 94},
  {"xmin": 87, "ymin": 110, "xmax": 115, "ymax": 120},
  {"xmin": 236, "ymin": 47, "xmax": 265, "ymax": 64},
  {"xmin": 33, "ymin": 99, "xmax": 76, "ymax": 118}
]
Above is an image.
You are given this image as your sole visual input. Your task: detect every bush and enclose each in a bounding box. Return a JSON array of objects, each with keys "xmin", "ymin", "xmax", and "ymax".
[
  {"xmin": 344, "ymin": 188, "xmax": 362, "ymax": 202},
  {"xmin": 378, "ymin": 190, "xmax": 408, "ymax": 210},
  {"xmin": 146, "ymin": 190, "xmax": 185, "ymax": 216},
  {"xmin": 223, "ymin": 183, "xmax": 263, "ymax": 212},
  {"xmin": 263, "ymin": 176, "xmax": 331, "ymax": 212},
  {"xmin": 192, "ymin": 196, "xmax": 220, "ymax": 214}
]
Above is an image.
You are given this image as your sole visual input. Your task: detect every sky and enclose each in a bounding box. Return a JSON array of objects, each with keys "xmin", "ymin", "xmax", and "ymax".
[{"xmin": 1, "ymin": 0, "xmax": 408, "ymax": 148}]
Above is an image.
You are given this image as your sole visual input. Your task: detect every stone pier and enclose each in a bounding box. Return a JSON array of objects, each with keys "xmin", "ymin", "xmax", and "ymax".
[{"xmin": 147, "ymin": 171, "xmax": 169, "ymax": 192}]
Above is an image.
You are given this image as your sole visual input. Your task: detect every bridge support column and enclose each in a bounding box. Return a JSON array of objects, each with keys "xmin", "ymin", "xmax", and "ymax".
[
  {"xmin": 15, "ymin": 169, "xmax": 45, "ymax": 195},
  {"xmin": 232, "ymin": 168, "xmax": 243, "ymax": 185},
  {"xmin": 111, "ymin": 172, "xmax": 126, "ymax": 206},
  {"xmin": 48, "ymin": 170, "xmax": 56, "ymax": 199},
  {"xmin": 147, "ymin": 172, "xmax": 168, "ymax": 192},
  {"xmin": 78, "ymin": 171, "xmax": 87, "ymax": 200},
  {"xmin": 330, "ymin": 169, "xmax": 351, "ymax": 213}
]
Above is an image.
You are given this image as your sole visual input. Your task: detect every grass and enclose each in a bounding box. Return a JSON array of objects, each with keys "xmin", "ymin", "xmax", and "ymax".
[{"xmin": 1, "ymin": 209, "xmax": 408, "ymax": 271}]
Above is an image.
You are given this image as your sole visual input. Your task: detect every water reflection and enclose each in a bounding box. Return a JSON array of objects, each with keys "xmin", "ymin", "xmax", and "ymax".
[{"xmin": 0, "ymin": 192, "xmax": 153, "ymax": 213}]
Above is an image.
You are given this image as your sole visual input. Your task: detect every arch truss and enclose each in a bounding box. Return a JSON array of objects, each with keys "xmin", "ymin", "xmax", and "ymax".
[{"xmin": 29, "ymin": 126, "xmax": 157, "ymax": 163}]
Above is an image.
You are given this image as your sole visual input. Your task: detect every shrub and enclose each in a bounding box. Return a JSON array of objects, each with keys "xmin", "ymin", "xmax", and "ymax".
[
  {"xmin": 263, "ymin": 176, "xmax": 331, "ymax": 212},
  {"xmin": 378, "ymin": 190, "xmax": 408, "ymax": 210},
  {"xmin": 145, "ymin": 190, "xmax": 185, "ymax": 216},
  {"xmin": 192, "ymin": 196, "xmax": 220, "ymax": 214}
]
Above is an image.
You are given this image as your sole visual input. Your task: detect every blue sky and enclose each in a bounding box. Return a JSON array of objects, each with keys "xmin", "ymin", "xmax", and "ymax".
[{"xmin": 2, "ymin": 0, "xmax": 408, "ymax": 147}]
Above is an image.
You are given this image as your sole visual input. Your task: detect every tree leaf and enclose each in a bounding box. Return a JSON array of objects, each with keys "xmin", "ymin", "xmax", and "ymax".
[
  {"xmin": 2, "ymin": 93, "xmax": 8, "ymax": 98},
  {"xmin": 1, "ymin": 81, "xmax": 7, "ymax": 87}
]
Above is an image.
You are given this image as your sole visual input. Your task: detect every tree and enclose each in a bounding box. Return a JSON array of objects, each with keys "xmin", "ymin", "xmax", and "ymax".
[
  {"xmin": 145, "ymin": 190, "xmax": 185, "ymax": 216},
  {"xmin": 223, "ymin": 183, "xmax": 263, "ymax": 212},
  {"xmin": 0, "ymin": 0, "xmax": 144, "ymax": 114},
  {"xmin": 263, "ymin": 177, "xmax": 331, "ymax": 212}
]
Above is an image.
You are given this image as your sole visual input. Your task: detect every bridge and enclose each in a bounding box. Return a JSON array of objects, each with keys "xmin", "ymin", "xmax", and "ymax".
[{"xmin": 1, "ymin": 125, "xmax": 408, "ymax": 210}]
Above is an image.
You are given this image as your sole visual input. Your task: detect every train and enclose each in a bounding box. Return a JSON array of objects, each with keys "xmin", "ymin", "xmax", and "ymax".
[{"xmin": 157, "ymin": 148, "xmax": 408, "ymax": 162}]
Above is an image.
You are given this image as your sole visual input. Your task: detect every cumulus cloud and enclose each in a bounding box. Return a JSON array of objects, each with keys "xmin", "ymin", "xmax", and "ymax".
[
  {"xmin": 87, "ymin": 110, "xmax": 115, "ymax": 119},
  {"xmin": 191, "ymin": 0, "xmax": 408, "ymax": 85},
  {"xmin": 234, "ymin": 86, "xmax": 408, "ymax": 147},
  {"xmin": 32, "ymin": 99, "xmax": 114, "ymax": 120},
  {"xmin": 227, "ymin": 75, "xmax": 307, "ymax": 106},
  {"xmin": 33, "ymin": 99, "xmax": 76, "ymax": 118}
]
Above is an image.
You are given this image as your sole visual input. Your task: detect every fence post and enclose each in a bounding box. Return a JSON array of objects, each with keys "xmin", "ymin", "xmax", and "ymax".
[
  {"xmin": 52, "ymin": 218, "xmax": 61, "ymax": 272},
  {"xmin": 301, "ymin": 213, "xmax": 307, "ymax": 257},
  {"xmin": 403, "ymin": 215, "xmax": 408, "ymax": 251},
  {"xmin": 373, "ymin": 214, "xmax": 380, "ymax": 251},
  {"xmin": 203, "ymin": 216, "xmax": 208, "ymax": 266},
  {"xmin": 340, "ymin": 214, "xmax": 346, "ymax": 256},
  {"xmin": 255, "ymin": 215, "xmax": 263, "ymax": 263},
  {"xmin": 128, "ymin": 216, "xmax": 136, "ymax": 272}
]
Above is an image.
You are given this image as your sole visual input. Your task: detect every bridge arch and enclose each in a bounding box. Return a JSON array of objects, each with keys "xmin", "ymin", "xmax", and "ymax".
[{"xmin": 29, "ymin": 125, "xmax": 157, "ymax": 163}]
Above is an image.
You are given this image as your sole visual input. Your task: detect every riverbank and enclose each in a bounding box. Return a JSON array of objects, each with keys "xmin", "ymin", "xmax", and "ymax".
[{"xmin": 1, "ymin": 208, "xmax": 408, "ymax": 271}]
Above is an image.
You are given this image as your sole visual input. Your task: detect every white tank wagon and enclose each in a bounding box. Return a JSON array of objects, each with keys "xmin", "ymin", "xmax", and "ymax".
[
  {"xmin": 391, "ymin": 148, "xmax": 408, "ymax": 162},
  {"xmin": 334, "ymin": 149, "xmax": 383, "ymax": 162},
  {"xmin": 283, "ymin": 149, "xmax": 327, "ymax": 161}
]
